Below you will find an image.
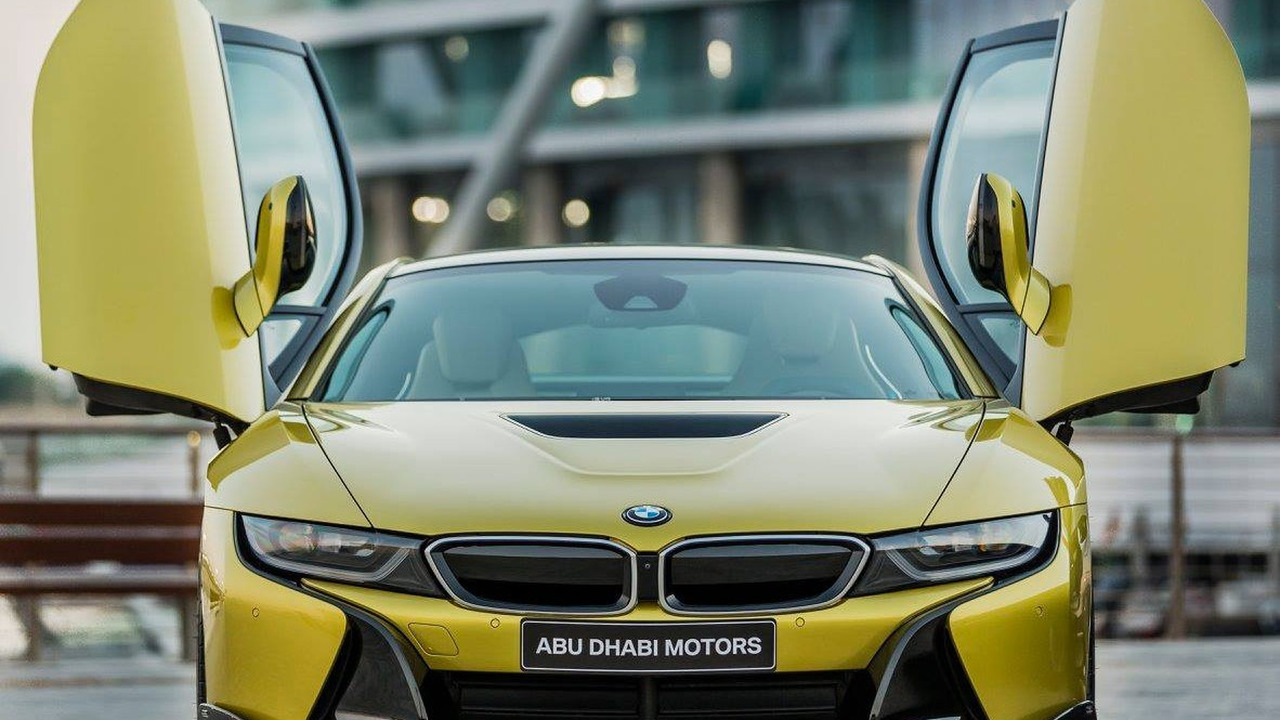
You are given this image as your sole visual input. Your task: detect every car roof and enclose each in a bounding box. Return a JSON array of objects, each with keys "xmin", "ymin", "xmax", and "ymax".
[{"xmin": 389, "ymin": 244, "xmax": 890, "ymax": 278}]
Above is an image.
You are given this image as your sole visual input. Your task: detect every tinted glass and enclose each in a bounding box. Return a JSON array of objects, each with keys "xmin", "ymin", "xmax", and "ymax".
[
  {"xmin": 321, "ymin": 260, "xmax": 965, "ymax": 402},
  {"xmin": 931, "ymin": 40, "xmax": 1055, "ymax": 305},
  {"xmin": 225, "ymin": 44, "xmax": 348, "ymax": 309}
]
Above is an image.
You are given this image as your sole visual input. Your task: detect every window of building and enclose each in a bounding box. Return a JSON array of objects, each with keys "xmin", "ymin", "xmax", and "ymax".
[
  {"xmin": 560, "ymin": 158, "xmax": 699, "ymax": 245},
  {"xmin": 317, "ymin": 26, "xmax": 537, "ymax": 142},
  {"xmin": 741, "ymin": 145, "xmax": 912, "ymax": 260}
]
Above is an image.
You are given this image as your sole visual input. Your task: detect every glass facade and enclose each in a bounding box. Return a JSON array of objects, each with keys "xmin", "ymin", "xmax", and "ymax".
[
  {"xmin": 393, "ymin": 173, "xmax": 525, "ymax": 257},
  {"xmin": 1226, "ymin": 0, "xmax": 1280, "ymax": 79},
  {"xmin": 560, "ymin": 158, "xmax": 700, "ymax": 245},
  {"xmin": 1199, "ymin": 124, "xmax": 1280, "ymax": 428},
  {"xmin": 740, "ymin": 145, "xmax": 911, "ymax": 258},
  {"xmin": 546, "ymin": 1, "xmax": 917, "ymax": 127},
  {"xmin": 317, "ymin": 27, "xmax": 537, "ymax": 141},
  {"xmin": 206, "ymin": 0, "xmax": 414, "ymax": 17},
  {"xmin": 206, "ymin": 0, "xmax": 1280, "ymax": 86}
]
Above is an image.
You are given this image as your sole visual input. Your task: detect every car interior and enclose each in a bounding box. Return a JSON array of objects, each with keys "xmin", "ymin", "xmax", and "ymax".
[{"xmin": 321, "ymin": 261, "xmax": 962, "ymax": 402}]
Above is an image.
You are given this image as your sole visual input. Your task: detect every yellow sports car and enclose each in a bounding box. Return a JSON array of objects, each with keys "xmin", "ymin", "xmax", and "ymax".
[{"xmin": 32, "ymin": 0, "xmax": 1247, "ymax": 719}]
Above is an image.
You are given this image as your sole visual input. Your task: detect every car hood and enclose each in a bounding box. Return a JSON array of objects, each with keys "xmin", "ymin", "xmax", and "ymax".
[{"xmin": 302, "ymin": 399, "xmax": 987, "ymax": 548}]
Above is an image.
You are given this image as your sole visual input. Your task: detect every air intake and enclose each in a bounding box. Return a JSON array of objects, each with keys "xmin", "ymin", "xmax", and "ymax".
[
  {"xmin": 505, "ymin": 413, "xmax": 784, "ymax": 439},
  {"xmin": 436, "ymin": 670, "xmax": 863, "ymax": 720}
]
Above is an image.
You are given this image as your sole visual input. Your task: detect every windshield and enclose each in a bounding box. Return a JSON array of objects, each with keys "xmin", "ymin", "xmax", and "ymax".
[{"xmin": 319, "ymin": 259, "xmax": 965, "ymax": 402}]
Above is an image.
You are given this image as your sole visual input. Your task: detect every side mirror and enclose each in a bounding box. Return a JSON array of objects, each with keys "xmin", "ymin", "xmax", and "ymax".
[
  {"xmin": 233, "ymin": 176, "xmax": 317, "ymax": 335},
  {"xmin": 966, "ymin": 173, "xmax": 1053, "ymax": 334}
]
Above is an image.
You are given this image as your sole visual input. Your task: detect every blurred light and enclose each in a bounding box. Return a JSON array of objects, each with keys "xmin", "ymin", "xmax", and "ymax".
[
  {"xmin": 445, "ymin": 35, "xmax": 469, "ymax": 62},
  {"xmin": 571, "ymin": 76, "xmax": 609, "ymax": 108},
  {"xmin": 570, "ymin": 56, "xmax": 638, "ymax": 108},
  {"xmin": 412, "ymin": 196, "xmax": 450, "ymax": 224},
  {"xmin": 613, "ymin": 56, "xmax": 636, "ymax": 80},
  {"xmin": 563, "ymin": 199, "xmax": 591, "ymax": 228},
  {"xmin": 487, "ymin": 195, "xmax": 516, "ymax": 223},
  {"xmin": 707, "ymin": 39, "xmax": 733, "ymax": 79},
  {"xmin": 608, "ymin": 18, "xmax": 644, "ymax": 49}
]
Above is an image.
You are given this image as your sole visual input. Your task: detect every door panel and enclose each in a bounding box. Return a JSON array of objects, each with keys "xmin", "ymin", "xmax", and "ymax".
[
  {"xmin": 1022, "ymin": 0, "xmax": 1248, "ymax": 423},
  {"xmin": 34, "ymin": 0, "xmax": 363, "ymax": 427},
  {"xmin": 920, "ymin": 0, "xmax": 1249, "ymax": 425},
  {"xmin": 34, "ymin": 0, "xmax": 261, "ymax": 424}
]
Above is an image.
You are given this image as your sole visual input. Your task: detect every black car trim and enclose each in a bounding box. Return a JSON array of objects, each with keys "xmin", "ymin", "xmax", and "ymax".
[
  {"xmin": 504, "ymin": 412, "xmax": 785, "ymax": 439},
  {"xmin": 334, "ymin": 612, "xmax": 429, "ymax": 720},
  {"xmin": 218, "ymin": 24, "xmax": 305, "ymax": 55},
  {"xmin": 1043, "ymin": 370, "xmax": 1214, "ymax": 429},
  {"xmin": 971, "ymin": 19, "xmax": 1060, "ymax": 52},
  {"xmin": 867, "ymin": 591, "xmax": 987, "ymax": 720}
]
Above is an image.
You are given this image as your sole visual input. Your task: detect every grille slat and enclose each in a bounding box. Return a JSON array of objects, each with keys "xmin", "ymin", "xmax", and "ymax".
[
  {"xmin": 427, "ymin": 536, "xmax": 634, "ymax": 614},
  {"xmin": 662, "ymin": 536, "xmax": 869, "ymax": 615}
]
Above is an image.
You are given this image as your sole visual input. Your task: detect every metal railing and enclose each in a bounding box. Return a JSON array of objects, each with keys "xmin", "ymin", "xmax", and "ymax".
[
  {"xmin": 0, "ymin": 419, "xmax": 209, "ymax": 497},
  {"xmin": 0, "ymin": 419, "xmax": 210, "ymax": 662}
]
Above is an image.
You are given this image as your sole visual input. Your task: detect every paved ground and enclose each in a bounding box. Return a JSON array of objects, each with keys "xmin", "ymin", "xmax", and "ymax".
[
  {"xmin": 0, "ymin": 657, "xmax": 194, "ymax": 720},
  {"xmin": 1095, "ymin": 638, "xmax": 1280, "ymax": 719},
  {"xmin": 1, "ymin": 639, "xmax": 1278, "ymax": 719}
]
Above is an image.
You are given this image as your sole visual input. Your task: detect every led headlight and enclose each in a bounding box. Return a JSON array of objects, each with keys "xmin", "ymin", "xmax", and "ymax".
[
  {"xmin": 241, "ymin": 515, "xmax": 444, "ymax": 596},
  {"xmin": 853, "ymin": 512, "xmax": 1054, "ymax": 595}
]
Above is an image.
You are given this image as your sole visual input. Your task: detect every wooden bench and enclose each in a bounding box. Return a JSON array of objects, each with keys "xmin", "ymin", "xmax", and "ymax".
[{"xmin": 0, "ymin": 496, "xmax": 203, "ymax": 660}]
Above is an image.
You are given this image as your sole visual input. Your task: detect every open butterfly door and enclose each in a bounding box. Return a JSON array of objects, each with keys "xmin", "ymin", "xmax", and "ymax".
[
  {"xmin": 34, "ymin": 0, "xmax": 362, "ymax": 428},
  {"xmin": 918, "ymin": 0, "xmax": 1250, "ymax": 427}
]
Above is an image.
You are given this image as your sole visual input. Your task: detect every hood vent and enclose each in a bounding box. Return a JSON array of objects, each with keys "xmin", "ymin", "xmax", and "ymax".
[{"xmin": 505, "ymin": 413, "xmax": 784, "ymax": 439}]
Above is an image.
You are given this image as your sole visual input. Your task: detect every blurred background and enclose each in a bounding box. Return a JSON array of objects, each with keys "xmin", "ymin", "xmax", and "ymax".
[{"xmin": 1, "ymin": 0, "xmax": 1279, "ymax": 718}]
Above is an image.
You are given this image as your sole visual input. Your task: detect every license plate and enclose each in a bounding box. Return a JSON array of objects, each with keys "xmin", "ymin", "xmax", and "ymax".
[{"xmin": 521, "ymin": 620, "xmax": 776, "ymax": 673}]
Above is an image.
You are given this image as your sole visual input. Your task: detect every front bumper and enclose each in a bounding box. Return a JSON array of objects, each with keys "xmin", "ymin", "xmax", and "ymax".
[{"xmin": 199, "ymin": 505, "xmax": 1090, "ymax": 720}]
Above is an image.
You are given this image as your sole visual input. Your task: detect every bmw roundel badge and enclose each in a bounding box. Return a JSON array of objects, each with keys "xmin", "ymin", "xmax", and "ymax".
[{"xmin": 622, "ymin": 504, "xmax": 672, "ymax": 527}]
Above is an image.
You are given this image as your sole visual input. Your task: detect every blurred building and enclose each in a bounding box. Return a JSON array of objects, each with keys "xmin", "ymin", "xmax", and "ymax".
[{"xmin": 198, "ymin": 0, "xmax": 1280, "ymax": 633}]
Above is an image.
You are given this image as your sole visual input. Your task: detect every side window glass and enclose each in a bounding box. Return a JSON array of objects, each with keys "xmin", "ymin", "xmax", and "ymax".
[
  {"xmin": 321, "ymin": 309, "xmax": 390, "ymax": 401},
  {"xmin": 224, "ymin": 44, "xmax": 349, "ymax": 311},
  {"xmin": 931, "ymin": 40, "xmax": 1055, "ymax": 305},
  {"xmin": 890, "ymin": 306, "xmax": 961, "ymax": 400},
  {"xmin": 975, "ymin": 314, "xmax": 1023, "ymax": 368}
]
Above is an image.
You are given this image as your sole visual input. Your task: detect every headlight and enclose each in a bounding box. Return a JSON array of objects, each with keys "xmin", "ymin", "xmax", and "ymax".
[
  {"xmin": 241, "ymin": 515, "xmax": 444, "ymax": 596},
  {"xmin": 852, "ymin": 512, "xmax": 1054, "ymax": 595}
]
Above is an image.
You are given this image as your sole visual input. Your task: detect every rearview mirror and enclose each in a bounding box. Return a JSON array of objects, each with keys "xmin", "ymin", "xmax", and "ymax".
[
  {"xmin": 233, "ymin": 176, "xmax": 316, "ymax": 335},
  {"xmin": 966, "ymin": 173, "xmax": 1053, "ymax": 334}
]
